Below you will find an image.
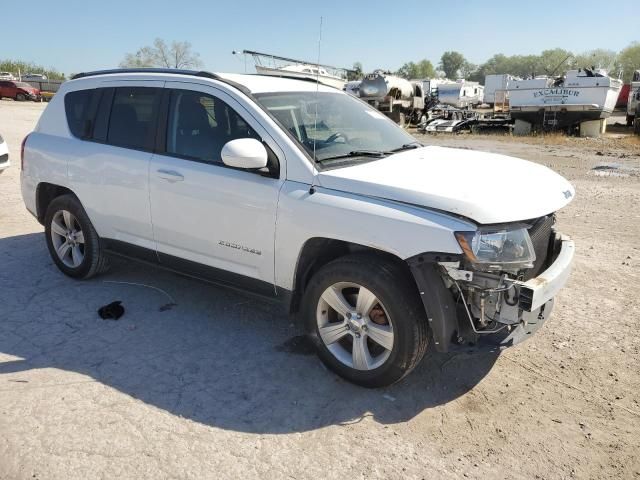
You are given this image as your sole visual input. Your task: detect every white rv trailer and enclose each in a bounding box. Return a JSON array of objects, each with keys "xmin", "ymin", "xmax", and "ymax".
[
  {"xmin": 626, "ymin": 70, "xmax": 640, "ymax": 127},
  {"xmin": 508, "ymin": 68, "xmax": 623, "ymax": 135},
  {"xmin": 484, "ymin": 74, "xmax": 519, "ymax": 105},
  {"xmin": 413, "ymin": 78, "xmax": 447, "ymax": 99},
  {"xmin": 437, "ymin": 81, "xmax": 484, "ymax": 108}
]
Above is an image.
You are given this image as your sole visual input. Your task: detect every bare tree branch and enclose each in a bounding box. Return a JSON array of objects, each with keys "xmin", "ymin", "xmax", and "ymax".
[{"xmin": 120, "ymin": 39, "xmax": 202, "ymax": 69}]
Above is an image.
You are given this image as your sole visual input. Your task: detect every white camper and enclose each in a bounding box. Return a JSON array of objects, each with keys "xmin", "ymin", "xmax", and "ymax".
[
  {"xmin": 484, "ymin": 74, "xmax": 518, "ymax": 106},
  {"xmin": 437, "ymin": 81, "xmax": 484, "ymax": 108}
]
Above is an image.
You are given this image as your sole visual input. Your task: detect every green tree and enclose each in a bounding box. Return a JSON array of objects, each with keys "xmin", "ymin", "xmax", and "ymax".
[
  {"xmin": 460, "ymin": 60, "xmax": 476, "ymax": 79},
  {"xmin": 0, "ymin": 60, "xmax": 65, "ymax": 80},
  {"xmin": 348, "ymin": 61, "xmax": 363, "ymax": 81},
  {"xmin": 617, "ymin": 42, "xmax": 640, "ymax": 82},
  {"xmin": 439, "ymin": 51, "xmax": 466, "ymax": 79},
  {"xmin": 572, "ymin": 49, "xmax": 618, "ymax": 71},
  {"xmin": 395, "ymin": 59, "xmax": 436, "ymax": 79},
  {"xmin": 120, "ymin": 38, "xmax": 203, "ymax": 69},
  {"xmin": 537, "ymin": 48, "xmax": 573, "ymax": 75}
]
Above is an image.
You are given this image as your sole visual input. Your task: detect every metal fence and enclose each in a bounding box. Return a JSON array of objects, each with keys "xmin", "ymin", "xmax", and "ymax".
[{"xmin": 22, "ymin": 79, "xmax": 64, "ymax": 93}]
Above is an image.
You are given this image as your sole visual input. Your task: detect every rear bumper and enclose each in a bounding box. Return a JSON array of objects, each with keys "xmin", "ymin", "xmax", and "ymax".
[{"xmin": 20, "ymin": 172, "xmax": 38, "ymax": 218}]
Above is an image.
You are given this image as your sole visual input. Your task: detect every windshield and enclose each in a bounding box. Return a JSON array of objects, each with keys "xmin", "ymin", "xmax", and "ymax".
[{"xmin": 253, "ymin": 91, "xmax": 419, "ymax": 164}]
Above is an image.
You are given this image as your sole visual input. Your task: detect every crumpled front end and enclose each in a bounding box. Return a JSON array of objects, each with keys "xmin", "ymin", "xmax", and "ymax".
[{"xmin": 409, "ymin": 215, "xmax": 575, "ymax": 352}]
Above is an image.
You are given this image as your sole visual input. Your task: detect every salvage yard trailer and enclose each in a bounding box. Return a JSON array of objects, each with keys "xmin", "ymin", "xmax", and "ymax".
[
  {"xmin": 359, "ymin": 71, "xmax": 424, "ymax": 125},
  {"xmin": 627, "ymin": 70, "xmax": 640, "ymax": 127},
  {"xmin": 484, "ymin": 74, "xmax": 518, "ymax": 106},
  {"xmin": 437, "ymin": 81, "xmax": 484, "ymax": 108}
]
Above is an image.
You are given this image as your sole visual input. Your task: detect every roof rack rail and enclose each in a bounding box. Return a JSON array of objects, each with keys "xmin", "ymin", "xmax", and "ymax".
[
  {"xmin": 71, "ymin": 68, "xmax": 220, "ymax": 81},
  {"xmin": 249, "ymin": 73, "xmax": 339, "ymax": 89}
]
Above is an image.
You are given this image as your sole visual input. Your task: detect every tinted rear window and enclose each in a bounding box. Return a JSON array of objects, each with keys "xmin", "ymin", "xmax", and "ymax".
[
  {"xmin": 65, "ymin": 89, "xmax": 102, "ymax": 139},
  {"xmin": 107, "ymin": 87, "xmax": 161, "ymax": 151}
]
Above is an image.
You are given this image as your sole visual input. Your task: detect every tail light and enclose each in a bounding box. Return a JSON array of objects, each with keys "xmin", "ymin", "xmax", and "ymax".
[{"xmin": 21, "ymin": 133, "xmax": 30, "ymax": 171}]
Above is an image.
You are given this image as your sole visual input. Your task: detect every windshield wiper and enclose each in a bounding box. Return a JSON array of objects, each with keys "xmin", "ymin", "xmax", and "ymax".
[
  {"xmin": 388, "ymin": 142, "xmax": 422, "ymax": 153},
  {"xmin": 316, "ymin": 150, "xmax": 388, "ymax": 162},
  {"xmin": 316, "ymin": 143, "xmax": 423, "ymax": 163}
]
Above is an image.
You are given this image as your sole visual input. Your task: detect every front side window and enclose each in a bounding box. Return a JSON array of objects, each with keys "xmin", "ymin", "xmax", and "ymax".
[
  {"xmin": 166, "ymin": 90, "xmax": 259, "ymax": 163},
  {"xmin": 107, "ymin": 87, "xmax": 161, "ymax": 151},
  {"xmin": 254, "ymin": 91, "xmax": 417, "ymax": 165}
]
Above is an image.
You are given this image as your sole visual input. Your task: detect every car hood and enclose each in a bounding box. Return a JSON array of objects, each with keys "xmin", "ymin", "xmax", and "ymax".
[{"xmin": 317, "ymin": 146, "xmax": 575, "ymax": 224}]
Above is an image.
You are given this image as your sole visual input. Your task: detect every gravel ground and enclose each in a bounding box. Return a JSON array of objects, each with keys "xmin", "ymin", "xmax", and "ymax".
[{"xmin": 1, "ymin": 99, "xmax": 639, "ymax": 480}]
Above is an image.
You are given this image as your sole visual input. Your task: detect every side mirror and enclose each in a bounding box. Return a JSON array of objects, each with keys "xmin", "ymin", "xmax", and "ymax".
[{"xmin": 221, "ymin": 138, "xmax": 268, "ymax": 170}]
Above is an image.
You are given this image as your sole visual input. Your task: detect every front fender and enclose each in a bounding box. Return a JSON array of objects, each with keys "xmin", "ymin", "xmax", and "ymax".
[{"xmin": 275, "ymin": 182, "xmax": 473, "ymax": 290}]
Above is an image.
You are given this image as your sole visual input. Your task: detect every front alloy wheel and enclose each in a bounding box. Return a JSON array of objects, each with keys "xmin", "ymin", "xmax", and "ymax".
[
  {"xmin": 317, "ymin": 282, "xmax": 394, "ymax": 371},
  {"xmin": 303, "ymin": 253, "xmax": 429, "ymax": 387}
]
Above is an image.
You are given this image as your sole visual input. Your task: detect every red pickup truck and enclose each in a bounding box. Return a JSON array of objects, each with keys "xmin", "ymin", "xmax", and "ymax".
[{"xmin": 0, "ymin": 80, "xmax": 40, "ymax": 101}]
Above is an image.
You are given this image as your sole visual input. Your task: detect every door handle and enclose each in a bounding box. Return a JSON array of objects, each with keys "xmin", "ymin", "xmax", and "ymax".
[{"xmin": 156, "ymin": 169, "xmax": 184, "ymax": 182}]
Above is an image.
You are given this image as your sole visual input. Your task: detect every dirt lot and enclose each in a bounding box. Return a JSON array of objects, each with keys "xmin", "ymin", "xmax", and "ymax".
[{"xmin": 1, "ymin": 99, "xmax": 639, "ymax": 480}]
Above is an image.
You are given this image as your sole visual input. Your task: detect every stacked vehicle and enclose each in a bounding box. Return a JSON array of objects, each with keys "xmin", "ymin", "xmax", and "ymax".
[{"xmin": 626, "ymin": 70, "xmax": 640, "ymax": 133}]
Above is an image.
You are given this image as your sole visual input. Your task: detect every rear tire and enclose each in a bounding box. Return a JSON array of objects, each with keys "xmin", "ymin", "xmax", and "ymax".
[
  {"xmin": 44, "ymin": 194, "xmax": 109, "ymax": 279},
  {"xmin": 302, "ymin": 253, "xmax": 429, "ymax": 387}
]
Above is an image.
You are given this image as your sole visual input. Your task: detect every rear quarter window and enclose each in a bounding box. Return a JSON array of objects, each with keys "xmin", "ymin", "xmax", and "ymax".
[{"xmin": 64, "ymin": 89, "xmax": 102, "ymax": 139}]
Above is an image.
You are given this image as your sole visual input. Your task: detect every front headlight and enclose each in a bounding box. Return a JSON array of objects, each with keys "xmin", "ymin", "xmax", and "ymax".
[{"xmin": 455, "ymin": 225, "xmax": 536, "ymax": 270}]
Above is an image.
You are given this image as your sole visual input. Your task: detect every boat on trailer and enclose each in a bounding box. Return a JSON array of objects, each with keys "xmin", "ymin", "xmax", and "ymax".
[
  {"xmin": 507, "ymin": 68, "xmax": 623, "ymax": 134},
  {"xmin": 243, "ymin": 50, "xmax": 350, "ymax": 90}
]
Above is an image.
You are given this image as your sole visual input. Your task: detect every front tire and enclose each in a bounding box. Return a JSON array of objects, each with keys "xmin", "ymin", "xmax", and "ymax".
[
  {"xmin": 302, "ymin": 253, "xmax": 429, "ymax": 387},
  {"xmin": 44, "ymin": 194, "xmax": 109, "ymax": 279},
  {"xmin": 15, "ymin": 93, "xmax": 26, "ymax": 101}
]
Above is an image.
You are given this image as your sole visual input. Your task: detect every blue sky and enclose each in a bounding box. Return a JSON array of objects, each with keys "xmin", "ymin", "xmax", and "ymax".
[{"xmin": 6, "ymin": 0, "xmax": 638, "ymax": 76}]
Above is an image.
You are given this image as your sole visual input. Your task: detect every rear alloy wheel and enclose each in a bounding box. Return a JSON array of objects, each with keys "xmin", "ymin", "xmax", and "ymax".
[
  {"xmin": 303, "ymin": 254, "xmax": 429, "ymax": 387},
  {"xmin": 50, "ymin": 210, "xmax": 85, "ymax": 268},
  {"xmin": 44, "ymin": 194, "xmax": 109, "ymax": 279}
]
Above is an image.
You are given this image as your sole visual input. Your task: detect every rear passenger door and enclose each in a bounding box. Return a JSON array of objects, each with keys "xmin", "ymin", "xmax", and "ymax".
[
  {"xmin": 66, "ymin": 82, "xmax": 163, "ymax": 255},
  {"xmin": 149, "ymin": 82, "xmax": 284, "ymax": 294}
]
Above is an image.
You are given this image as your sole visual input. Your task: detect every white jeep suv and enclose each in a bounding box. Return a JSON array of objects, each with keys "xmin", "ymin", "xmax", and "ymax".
[{"xmin": 21, "ymin": 69, "xmax": 575, "ymax": 387}]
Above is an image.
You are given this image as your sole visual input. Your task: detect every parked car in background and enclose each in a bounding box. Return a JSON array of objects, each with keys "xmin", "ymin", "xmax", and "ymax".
[
  {"xmin": 21, "ymin": 69, "xmax": 575, "ymax": 387},
  {"xmin": 0, "ymin": 81, "xmax": 40, "ymax": 101},
  {"xmin": 0, "ymin": 71, "xmax": 17, "ymax": 80},
  {"xmin": 21, "ymin": 73, "xmax": 48, "ymax": 81},
  {"xmin": 40, "ymin": 91, "xmax": 55, "ymax": 102},
  {"xmin": 0, "ymin": 133, "xmax": 9, "ymax": 174}
]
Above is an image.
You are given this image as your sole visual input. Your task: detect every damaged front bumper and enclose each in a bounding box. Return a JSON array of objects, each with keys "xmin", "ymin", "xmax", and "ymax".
[{"xmin": 408, "ymin": 233, "xmax": 575, "ymax": 352}]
